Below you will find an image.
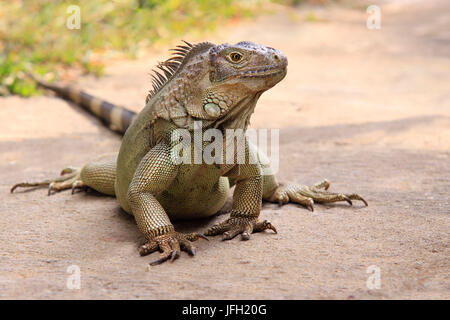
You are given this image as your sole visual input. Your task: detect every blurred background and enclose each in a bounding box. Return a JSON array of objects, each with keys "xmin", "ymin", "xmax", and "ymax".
[{"xmin": 1, "ymin": 0, "xmax": 325, "ymax": 96}]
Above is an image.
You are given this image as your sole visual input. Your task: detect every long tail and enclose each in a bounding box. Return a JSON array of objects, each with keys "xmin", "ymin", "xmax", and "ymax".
[{"xmin": 29, "ymin": 74, "xmax": 137, "ymax": 134}]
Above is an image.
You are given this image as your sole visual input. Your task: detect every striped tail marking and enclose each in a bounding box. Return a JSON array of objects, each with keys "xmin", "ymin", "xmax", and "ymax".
[{"xmin": 66, "ymin": 86, "xmax": 137, "ymax": 133}]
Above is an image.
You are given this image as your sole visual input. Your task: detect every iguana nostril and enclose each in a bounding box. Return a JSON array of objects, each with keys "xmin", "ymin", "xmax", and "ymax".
[{"xmin": 273, "ymin": 54, "xmax": 280, "ymax": 60}]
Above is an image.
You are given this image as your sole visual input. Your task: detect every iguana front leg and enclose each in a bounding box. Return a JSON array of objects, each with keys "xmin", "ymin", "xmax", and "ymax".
[
  {"xmin": 127, "ymin": 143, "xmax": 206, "ymax": 265},
  {"xmin": 205, "ymin": 162, "xmax": 277, "ymax": 240}
]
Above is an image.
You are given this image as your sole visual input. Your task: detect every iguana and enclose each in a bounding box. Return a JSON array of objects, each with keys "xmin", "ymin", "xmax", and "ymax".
[{"xmin": 12, "ymin": 41, "xmax": 367, "ymax": 265}]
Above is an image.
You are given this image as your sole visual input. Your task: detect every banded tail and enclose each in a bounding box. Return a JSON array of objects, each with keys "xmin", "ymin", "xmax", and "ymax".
[{"xmin": 30, "ymin": 74, "xmax": 137, "ymax": 134}]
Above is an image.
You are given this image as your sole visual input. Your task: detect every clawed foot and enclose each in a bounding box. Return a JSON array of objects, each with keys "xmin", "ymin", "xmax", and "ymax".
[
  {"xmin": 11, "ymin": 167, "xmax": 87, "ymax": 195},
  {"xmin": 268, "ymin": 179, "xmax": 367, "ymax": 211},
  {"xmin": 139, "ymin": 231, "xmax": 208, "ymax": 266},
  {"xmin": 205, "ymin": 216, "xmax": 277, "ymax": 241}
]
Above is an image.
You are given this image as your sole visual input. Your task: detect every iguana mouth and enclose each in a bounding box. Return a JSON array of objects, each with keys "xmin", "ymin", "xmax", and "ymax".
[
  {"xmin": 223, "ymin": 66, "xmax": 287, "ymax": 81},
  {"xmin": 240, "ymin": 67, "xmax": 286, "ymax": 78}
]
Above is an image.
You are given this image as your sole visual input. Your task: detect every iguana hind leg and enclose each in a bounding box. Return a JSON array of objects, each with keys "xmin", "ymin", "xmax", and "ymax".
[
  {"xmin": 11, "ymin": 167, "xmax": 84, "ymax": 195},
  {"xmin": 257, "ymin": 146, "xmax": 367, "ymax": 211},
  {"xmin": 11, "ymin": 155, "xmax": 117, "ymax": 196},
  {"xmin": 265, "ymin": 178, "xmax": 368, "ymax": 212}
]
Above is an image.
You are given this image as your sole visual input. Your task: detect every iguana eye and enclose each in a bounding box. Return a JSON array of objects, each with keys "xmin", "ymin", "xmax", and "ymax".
[{"xmin": 228, "ymin": 52, "xmax": 243, "ymax": 63}]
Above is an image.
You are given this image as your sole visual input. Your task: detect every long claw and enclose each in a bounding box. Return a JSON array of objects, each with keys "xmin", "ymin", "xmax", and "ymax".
[
  {"xmin": 170, "ymin": 250, "xmax": 180, "ymax": 262},
  {"xmin": 348, "ymin": 194, "xmax": 368, "ymax": 206},
  {"xmin": 10, "ymin": 184, "xmax": 20, "ymax": 193},
  {"xmin": 182, "ymin": 242, "xmax": 196, "ymax": 256},
  {"xmin": 343, "ymin": 196, "xmax": 353, "ymax": 206},
  {"xmin": 266, "ymin": 222, "xmax": 278, "ymax": 234},
  {"xmin": 71, "ymin": 181, "xmax": 85, "ymax": 195},
  {"xmin": 48, "ymin": 183, "xmax": 54, "ymax": 196},
  {"xmin": 254, "ymin": 220, "xmax": 277, "ymax": 234},
  {"xmin": 314, "ymin": 179, "xmax": 330, "ymax": 190},
  {"xmin": 179, "ymin": 238, "xmax": 197, "ymax": 256},
  {"xmin": 361, "ymin": 198, "xmax": 368, "ymax": 207}
]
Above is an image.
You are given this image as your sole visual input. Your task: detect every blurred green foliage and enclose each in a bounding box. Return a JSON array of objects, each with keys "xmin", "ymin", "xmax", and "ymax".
[
  {"xmin": 272, "ymin": 0, "xmax": 303, "ymax": 5},
  {"xmin": 0, "ymin": 0, "xmax": 304, "ymax": 96}
]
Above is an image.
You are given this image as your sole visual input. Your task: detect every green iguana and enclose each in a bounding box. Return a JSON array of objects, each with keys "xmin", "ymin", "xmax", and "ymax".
[{"xmin": 12, "ymin": 41, "xmax": 367, "ymax": 265}]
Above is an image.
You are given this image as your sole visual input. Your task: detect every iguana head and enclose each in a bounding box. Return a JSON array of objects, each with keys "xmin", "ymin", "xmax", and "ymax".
[
  {"xmin": 147, "ymin": 41, "xmax": 287, "ymax": 129},
  {"xmin": 204, "ymin": 41, "xmax": 287, "ymax": 124},
  {"xmin": 208, "ymin": 41, "xmax": 287, "ymax": 93}
]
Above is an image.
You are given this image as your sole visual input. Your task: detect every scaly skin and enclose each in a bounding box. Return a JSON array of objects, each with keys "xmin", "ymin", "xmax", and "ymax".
[{"xmin": 12, "ymin": 41, "xmax": 367, "ymax": 265}]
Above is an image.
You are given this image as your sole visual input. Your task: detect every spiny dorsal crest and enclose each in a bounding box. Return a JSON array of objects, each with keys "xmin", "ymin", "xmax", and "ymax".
[{"xmin": 145, "ymin": 40, "xmax": 215, "ymax": 104}]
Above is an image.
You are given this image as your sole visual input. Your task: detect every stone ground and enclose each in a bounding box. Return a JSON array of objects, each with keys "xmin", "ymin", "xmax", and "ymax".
[{"xmin": 0, "ymin": 0, "xmax": 448, "ymax": 299}]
